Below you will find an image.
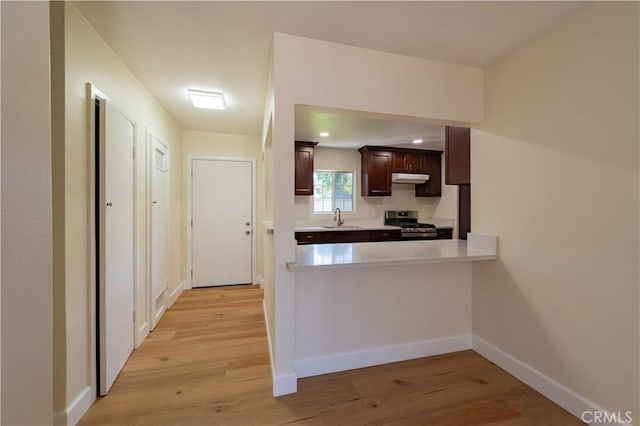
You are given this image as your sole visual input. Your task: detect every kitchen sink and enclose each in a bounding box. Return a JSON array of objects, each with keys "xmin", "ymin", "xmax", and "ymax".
[{"xmin": 321, "ymin": 225, "xmax": 361, "ymax": 229}]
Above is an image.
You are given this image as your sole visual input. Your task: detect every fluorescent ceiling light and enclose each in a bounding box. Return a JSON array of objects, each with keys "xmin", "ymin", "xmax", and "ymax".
[
  {"xmin": 320, "ymin": 132, "xmax": 330, "ymax": 137},
  {"xmin": 188, "ymin": 89, "xmax": 225, "ymax": 110},
  {"xmin": 412, "ymin": 139, "xmax": 423, "ymax": 144}
]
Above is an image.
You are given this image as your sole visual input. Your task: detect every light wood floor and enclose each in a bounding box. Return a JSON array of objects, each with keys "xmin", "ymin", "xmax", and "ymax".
[{"xmin": 79, "ymin": 285, "xmax": 582, "ymax": 425}]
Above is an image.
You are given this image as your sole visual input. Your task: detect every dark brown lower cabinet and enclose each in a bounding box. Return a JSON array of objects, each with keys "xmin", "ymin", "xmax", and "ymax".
[
  {"xmin": 295, "ymin": 228, "xmax": 452, "ymax": 245},
  {"xmin": 436, "ymin": 228, "xmax": 453, "ymax": 239},
  {"xmin": 295, "ymin": 229, "xmax": 401, "ymax": 245},
  {"xmin": 295, "ymin": 232, "xmax": 326, "ymax": 244},
  {"xmin": 369, "ymin": 230, "xmax": 403, "ymax": 241}
]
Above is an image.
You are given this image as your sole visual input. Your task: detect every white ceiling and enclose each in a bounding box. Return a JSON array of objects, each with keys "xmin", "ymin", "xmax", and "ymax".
[
  {"xmin": 74, "ymin": 1, "xmax": 584, "ymax": 136},
  {"xmin": 295, "ymin": 106, "xmax": 446, "ymax": 150}
]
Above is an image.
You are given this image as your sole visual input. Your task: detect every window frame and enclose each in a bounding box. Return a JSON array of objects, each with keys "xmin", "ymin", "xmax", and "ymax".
[{"xmin": 312, "ymin": 169, "xmax": 356, "ymax": 215}]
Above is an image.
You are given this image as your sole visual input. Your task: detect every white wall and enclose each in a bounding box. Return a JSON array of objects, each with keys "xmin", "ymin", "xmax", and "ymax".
[
  {"xmin": 182, "ymin": 130, "xmax": 263, "ymax": 284},
  {"xmin": 62, "ymin": 2, "xmax": 183, "ymax": 417},
  {"xmin": 472, "ymin": 2, "xmax": 639, "ymax": 417},
  {"xmin": 1, "ymin": 2, "xmax": 53, "ymax": 424},
  {"xmin": 0, "ymin": 3, "xmax": 3, "ymax": 419},
  {"xmin": 261, "ymin": 58, "xmax": 276, "ymax": 363},
  {"xmin": 294, "ymin": 146, "xmax": 457, "ymax": 228},
  {"xmin": 270, "ymin": 33, "xmax": 483, "ymax": 392}
]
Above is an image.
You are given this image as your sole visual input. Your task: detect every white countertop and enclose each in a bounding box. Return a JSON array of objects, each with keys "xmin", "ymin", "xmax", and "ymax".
[
  {"xmin": 287, "ymin": 234, "xmax": 498, "ymax": 271},
  {"xmin": 295, "ymin": 225, "xmax": 400, "ymax": 232}
]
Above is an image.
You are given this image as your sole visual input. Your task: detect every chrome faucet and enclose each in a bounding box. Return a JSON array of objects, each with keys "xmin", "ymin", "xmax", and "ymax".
[{"xmin": 333, "ymin": 208, "xmax": 344, "ymax": 227}]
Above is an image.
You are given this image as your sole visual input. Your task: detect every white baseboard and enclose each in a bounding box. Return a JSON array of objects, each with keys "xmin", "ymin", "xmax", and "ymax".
[
  {"xmin": 136, "ymin": 321, "xmax": 149, "ymax": 348},
  {"xmin": 295, "ymin": 334, "xmax": 471, "ymax": 379},
  {"xmin": 56, "ymin": 386, "xmax": 92, "ymax": 426},
  {"xmin": 262, "ymin": 299, "xmax": 296, "ymax": 396},
  {"xmin": 472, "ymin": 335, "xmax": 628, "ymax": 426},
  {"xmin": 168, "ymin": 281, "xmax": 185, "ymax": 308},
  {"xmin": 273, "ymin": 372, "xmax": 297, "ymax": 397}
]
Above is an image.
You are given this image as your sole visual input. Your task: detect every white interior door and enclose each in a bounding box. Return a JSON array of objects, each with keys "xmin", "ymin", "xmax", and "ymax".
[
  {"xmin": 191, "ymin": 159, "xmax": 252, "ymax": 287},
  {"xmin": 99, "ymin": 100, "xmax": 135, "ymax": 395},
  {"xmin": 150, "ymin": 136, "xmax": 169, "ymax": 330}
]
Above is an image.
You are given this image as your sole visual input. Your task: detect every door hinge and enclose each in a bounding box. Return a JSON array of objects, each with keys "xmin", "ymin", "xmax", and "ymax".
[
  {"xmin": 133, "ymin": 310, "xmax": 136, "ymax": 323},
  {"xmin": 133, "ymin": 146, "xmax": 136, "ymax": 159},
  {"xmin": 191, "ymin": 219, "xmax": 193, "ymax": 227},
  {"xmin": 190, "ymin": 269, "xmax": 193, "ymax": 278},
  {"xmin": 191, "ymin": 169, "xmax": 193, "ymax": 178}
]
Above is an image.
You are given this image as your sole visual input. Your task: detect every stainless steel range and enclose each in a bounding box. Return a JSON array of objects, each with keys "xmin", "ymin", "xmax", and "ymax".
[{"xmin": 384, "ymin": 210, "xmax": 437, "ymax": 239}]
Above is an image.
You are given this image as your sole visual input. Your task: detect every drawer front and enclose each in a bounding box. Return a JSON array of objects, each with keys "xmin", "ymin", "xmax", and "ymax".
[
  {"xmin": 295, "ymin": 232, "xmax": 325, "ymax": 244},
  {"xmin": 370, "ymin": 229, "xmax": 402, "ymax": 241},
  {"xmin": 436, "ymin": 228, "xmax": 453, "ymax": 240},
  {"xmin": 325, "ymin": 230, "xmax": 371, "ymax": 243}
]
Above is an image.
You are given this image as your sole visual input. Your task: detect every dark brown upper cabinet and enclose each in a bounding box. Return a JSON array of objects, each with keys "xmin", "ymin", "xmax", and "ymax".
[
  {"xmin": 392, "ymin": 151, "xmax": 425, "ymax": 173},
  {"xmin": 360, "ymin": 146, "xmax": 442, "ymax": 197},
  {"xmin": 294, "ymin": 141, "xmax": 318, "ymax": 195},
  {"xmin": 415, "ymin": 152, "xmax": 442, "ymax": 197},
  {"xmin": 445, "ymin": 126, "xmax": 470, "ymax": 185},
  {"xmin": 359, "ymin": 146, "xmax": 393, "ymax": 196}
]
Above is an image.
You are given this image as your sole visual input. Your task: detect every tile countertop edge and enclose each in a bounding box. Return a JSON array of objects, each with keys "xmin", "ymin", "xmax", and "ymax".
[{"xmin": 287, "ymin": 234, "xmax": 499, "ymax": 272}]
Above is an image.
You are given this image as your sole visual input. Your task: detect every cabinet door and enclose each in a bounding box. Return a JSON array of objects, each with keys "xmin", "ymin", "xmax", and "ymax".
[
  {"xmin": 325, "ymin": 231, "xmax": 371, "ymax": 243},
  {"xmin": 445, "ymin": 126, "xmax": 470, "ymax": 185},
  {"xmin": 405, "ymin": 152, "xmax": 423, "ymax": 173},
  {"xmin": 295, "ymin": 232, "xmax": 325, "ymax": 245},
  {"xmin": 392, "ymin": 151, "xmax": 426, "ymax": 173},
  {"xmin": 458, "ymin": 184, "xmax": 471, "ymax": 240},
  {"xmin": 362, "ymin": 150, "xmax": 392, "ymax": 196},
  {"xmin": 415, "ymin": 153, "xmax": 442, "ymax": 197},
  {"xmin": 370, "ymin": 229, "xmax": 402, "ymax": 241},
  {"xmin": 392, "ymin": 152, "xmax": 406, "ymax": 173},
  {"xmin": 295, "ymin": 143, "xmax": 315, "ymax": 195},
  {"xmin": 435, "ymin": 228, "xmax": 453, "ymax": 240}
]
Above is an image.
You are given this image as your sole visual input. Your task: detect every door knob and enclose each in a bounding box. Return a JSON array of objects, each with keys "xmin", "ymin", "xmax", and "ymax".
[
  {"xmin": 245, "ymin": 230, "xmax": 251, "ymax": 235},
  {"xmin": 245, "ymin": 222, "xmax": 251, "ymax": 226},
  {"xmin": 106, "ymin": 202, "xmax": 113, "ymax": 207}
]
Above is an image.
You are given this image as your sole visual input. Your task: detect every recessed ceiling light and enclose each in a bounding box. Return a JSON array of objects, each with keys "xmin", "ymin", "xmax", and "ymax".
[
  {"xmin": 320, "ymin": 132, "xmax": 330, "ymax": 137},
  {"xmin": 188, "ymin": 89, "xmax": 225, "ymax": 110},
  {"xmin": 412, "ymin": 139, "xmax": 423, "ymax": 144}
]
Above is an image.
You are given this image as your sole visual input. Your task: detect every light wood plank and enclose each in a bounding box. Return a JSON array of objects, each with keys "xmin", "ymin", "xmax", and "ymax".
[{"xmin": 79, "ymin": 285, "xmax": 582, "ymax": 425}]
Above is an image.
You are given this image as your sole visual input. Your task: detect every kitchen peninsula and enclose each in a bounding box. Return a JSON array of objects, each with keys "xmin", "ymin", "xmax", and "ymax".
[
  {"xmin": 288, "ymin": 234, "xmax": 496, "ymax": 271},
  {"xmin": 289, "ymin": 234, "xmax": 497, "ymax": 380}
]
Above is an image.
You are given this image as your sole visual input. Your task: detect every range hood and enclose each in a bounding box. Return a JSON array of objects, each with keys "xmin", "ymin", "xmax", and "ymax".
[{"xmin": 391, "ymin": 173, "xmax": 430, "ymax": 184}]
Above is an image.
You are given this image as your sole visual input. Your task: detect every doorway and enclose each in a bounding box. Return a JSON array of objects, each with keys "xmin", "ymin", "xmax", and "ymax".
[
  {"xmin": 91, "ymin": 86, "xmax": 136, "ymax": 396},
  {"xmin": 148, "ymin": 134, "xmax": 170, "ymax": 330},
  {"xmin": 188, "ymin": 157, "xmax": 255, "ymax": 287}
]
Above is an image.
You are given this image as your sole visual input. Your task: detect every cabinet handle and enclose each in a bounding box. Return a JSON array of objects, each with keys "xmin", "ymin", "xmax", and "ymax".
[{"xmin": 306, "ymin": 235, "xmax": 313, "ymax": 239}]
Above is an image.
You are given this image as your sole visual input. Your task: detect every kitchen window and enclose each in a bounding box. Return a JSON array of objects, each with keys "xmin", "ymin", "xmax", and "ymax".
[{"xmin": 313, "ymin": 170, "xmax": 354, "ymax": 213}]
